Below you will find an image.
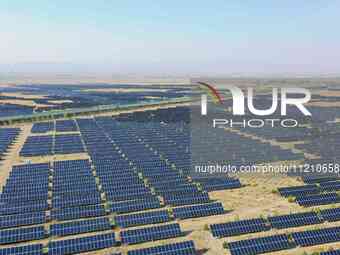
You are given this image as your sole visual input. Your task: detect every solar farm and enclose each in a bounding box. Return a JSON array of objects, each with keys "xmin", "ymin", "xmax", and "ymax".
[{"xmin": 1, "ymin": 83, "xmax": 340, "ymax": 255}]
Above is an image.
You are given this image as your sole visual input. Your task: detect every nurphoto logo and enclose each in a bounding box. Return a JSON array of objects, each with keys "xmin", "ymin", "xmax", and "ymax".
[{"xmin": 199, "ymin": 82, "xmax": 312, "ymax": 128}]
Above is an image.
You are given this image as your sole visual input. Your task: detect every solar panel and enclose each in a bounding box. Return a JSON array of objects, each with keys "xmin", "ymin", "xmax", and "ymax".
[
  {"xmin": 20, "ymin": 135, "xmax": 53, "ymax": 156},
  {"xmin": 52, "ymin": 182, "xmax": 98, "ymax": 193},
  {"xmin": 320, "ymin": 250, "xmax": 340, "ymax": 255},
  {"xmin": 152, "ymin": 184, "xmax": 199, "ymax": 195},
  {"xmin": 31, "ymin": 122, "xmax": 54, "ymax": 133},
  {"xmin": 292, "ymin": 226, "xmax": 340, "ymax": 246},
  {"xmin": 0, "ymin": 163, "xmax": 50, "ymax": 217},
  {"xmin": 52, "ymin": 195, "xmax": 101, "ymax": 208},
  {"xmin": 278, "ymin": 184, "xmax": 319, "ymax": 197},
  {"xmin": 163, "ymin": 192, "xmax": 210, "ymax": 206},
  {"xmin": 0, "ymin": 201, "xmax": 49, "ymax": 216},
  {"xmin": 51, "ymin": 204, "xmax": 106, "ymax": 221},
  {"xmin": 0, "ymin": 211, "xmax": 46, "ymax": 229},
  {"xmin": 48, "ymin": 232, "xmax": 116, "ymax": 255},
  {"xmin": 303, "ymin": 175, "xmax": 339, "ymax": 184},
  {"xmin": 173, "ymin": 202, "xmax": 225, "ymax": 219},
  {"xmin": 104, "ymin": 185, "xmax": 150, "ymax": 195},
  {"xmin": 296, "ymin": 193, "xmax": 339, "ymax": 206},
  {"xmin": 268, "ymin": 211, "xmax": 322, "ymax": 229},
  {"xmin": 0, "ymin": 193, "xmax": 49, "ymax": 204},
  {"xmin": 320, "ymin": 207, "xmax": 340, "ymax": 222},
  {"xmin": 101, "ymin": 182, "xmax": 146, "ymax": 192},
  {"xmin": 50, "ymin": 217, "xmax": 111, "ymax": 236},
  {"xmin": 115, "ymin": 210, "xmax": 170, "ymax": 228},
  {"xmin": 110, "ymin": 198, "xmax": 161, "ymax": 214},
  {"xmin": 52, "ymin": 188, "xmax": 98, "ymax": 198},
  {"xmin": 54, "ymin": 134, "xmax": 85, "ymax": 154},
  {"xmin": 210, "ymin": 218, "xmax": 270, "ymax": 238},
  {"xmin": 120, "ymin": 223, "xmax": 182, "ymax": 244},
  {"xmin": 228, "ymin": 234, "xmax": 292, "ymax": 255},
  {"xmin": 127, "ymin": 240, "xmax": 197, "ymax": 255},
  {"xmin": 320, "ymin": 181, "xmax": 340, "ymax": 192},
  {"xmin": 55, "ymin": 119, "xmax": 78, "ymax": 132},
  {"xmin": 0, "ymin": 226, "xmax": 46, "ymax": 244},
  {"xmin": 193, "ymin": 177, "xmax": 242, "ymax": 192},
  {"xmin": 150, "ymin": 180, "xmax": 189, "ymax": 190},
  {"xmin": 0, "ymin": 128, "xmax": 20, "ymax": 160},
  {"xmin": 0, "ymin": 244, "xmax": 43, "ymax": 255},
  {"xmin": 105, "ymin": 190, "xmax": 154, "ymax": 202}
]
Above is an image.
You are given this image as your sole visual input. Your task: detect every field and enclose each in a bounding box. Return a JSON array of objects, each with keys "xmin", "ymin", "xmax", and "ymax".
[{"xmin": 1, "ymin": 81, "xmax": 340, "ymax": 255}]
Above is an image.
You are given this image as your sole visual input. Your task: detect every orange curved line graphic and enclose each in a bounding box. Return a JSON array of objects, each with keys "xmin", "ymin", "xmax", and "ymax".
[{"xmin": 197, "ymin": 81, "xmax": 223, "ymax": 104}]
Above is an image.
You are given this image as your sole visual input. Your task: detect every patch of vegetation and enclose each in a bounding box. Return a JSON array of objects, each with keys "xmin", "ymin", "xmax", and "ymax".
[
  {"xmin": 287, "ymin": 195, "xmax": 296, "ymax": 203},
  {"xmin": 271, "ymin": 189, "xmax": 278, "ymax": 194}
]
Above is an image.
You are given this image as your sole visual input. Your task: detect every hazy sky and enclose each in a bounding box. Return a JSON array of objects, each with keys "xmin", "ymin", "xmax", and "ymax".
[{"xmin": 1, "ymin": 1, "xmax": 340, "ymax": 76}]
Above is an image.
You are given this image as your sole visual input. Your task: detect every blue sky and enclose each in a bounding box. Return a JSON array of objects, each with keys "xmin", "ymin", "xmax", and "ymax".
[{"xmin": 1, "ymin": 1, "xmax": 339, "ymax": 75}]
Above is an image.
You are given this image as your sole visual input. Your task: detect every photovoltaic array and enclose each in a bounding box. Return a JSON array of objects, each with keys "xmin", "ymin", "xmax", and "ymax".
[
  {"xmin": 211, "ymin": 218, "xmax": 270, "ymax": 238},
  {"xmin": 31, "ymin": 122, "xmax": 54, "ymax": 133},
  {"xmin": 211, "ymin": 208, "xmax": 340, "ymax": 254},
  {"xmin": 20, "ymin": 134, "xmax": 84, "ymax": 156},
  {"xmin": 2, "ymin": 84, "xmax": 340, "ymax": 255},
  {"xmin": 7, "ymin": 105, "xmax": 340, "ymax": 254},
  {"xmin": 279, "ymin": 182, "xmax": 340, "ymax": 207},
  {"xmin": 127, "ymin": 240, "xmax": 197, "ymax": 255},
  {"xmin": 0, "ymin": 128, "xmax": 20, "ymax": 160},
  {"xmin": 120, "ymin": 223, "xmax": 183, "ymax": 244}
]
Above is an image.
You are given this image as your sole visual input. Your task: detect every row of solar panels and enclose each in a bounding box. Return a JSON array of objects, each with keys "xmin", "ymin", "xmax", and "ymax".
[
  {"xmin": 93, "ymin": 119, "xmax": 241, "ymax": 197},
  {"xmin": 1, "ymin": 113, "xmax": 230, "ymax": 253},
  {"xmin": 0, "ymin": 240, "xmax": 197, "ymax": 255},
  {"xmin": 295, "ymin": 132, "xmax": 340, "ymax": 160},
  {"xmin": 227, "ymin": 226, "xmax": 340, "ymax": 255},
  {"xmin": 122, "ymin": 120, "xmax": 243, "ymax": 192},
  {"xmin": 302, "ymin": 174, "xmax": 340, "ymax": 184},
  {"xmin": 114, "ymin": 106, "xmax": 191, "ymax": 123},
  {"xmin": 1, "ymin": 158, "xmax": 226, "ymax": 218},
  {"xmin": 77, "ymin": 118, "xmax": 224, "ymax": 209},
  {"xmin": 279, "ymin": 183, "xmax": 340, "ymax": 206},
  {"xmin": 0, "ymin": 163, "xmax": 50, "ymax": 216},
  {"xmin": 31, "ymin": 120, "xmax": 78, "ymax": 133},
  {"xmin": 20, "ymin": 134, "xmax": 85, "ymax": 156},
  {"xmin": 0, "ymin": 128, "xmax": 20, "ymax": 159},
  {"xmin": 0, "ymin": 221, "xmax": 184, "ymax": 245},
  {"xmin": 190, "ymin": 120, "xmax": 303, "ymax": 166},
  {"xmin": 233, "ymin": 124, "xmax": 313, "ymax": 142},
  {"xmin": 0, "ymin": 161, "xmax": 102, "ymax": 214},
  {"xmin": 7, "ymin": 112, "xmax": 232, "ymax": 216},
  {"xmin": 0, "ymin": 201, "xmax": 224, "ymax": 230},
  {"xmin": 2, "ymin": 160, "xmax": 223, "ymax": 247},
  {"xmin": 94, "ymin": 118, "xmax": 213, "ymax": 207},
  {"xmin": 51, "ymin": 159, "xmax": 101, "ymax": 210},
  {"xmin": 211, "ymin": 207, "xmax": 340, "ymax": 238},
  {"xmin": 78, "ymin": 116, "xmax": 240, "ymax": 199}
]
